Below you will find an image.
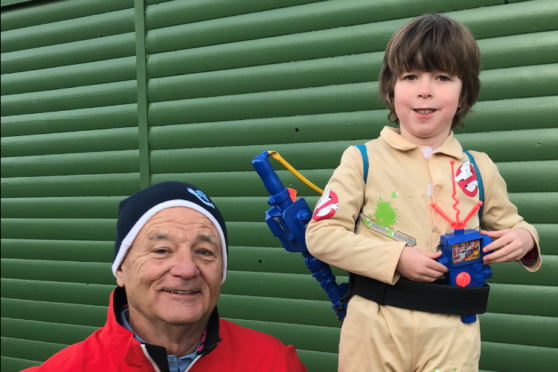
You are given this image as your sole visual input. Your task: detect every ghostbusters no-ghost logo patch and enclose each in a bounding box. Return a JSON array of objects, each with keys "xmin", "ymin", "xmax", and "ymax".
[
  {"xmin": 312, "ymin": 188, "xmax": 340, "ymax": 221},
  {"xmin": 455, "ymin": 161, "xmax": 478, "ymax": 197}
]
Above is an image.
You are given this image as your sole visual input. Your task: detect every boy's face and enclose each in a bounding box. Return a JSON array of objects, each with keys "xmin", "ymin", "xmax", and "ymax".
[{"xmin": 393, "ymin": 70, "xmax": 462, "ymax": 146}]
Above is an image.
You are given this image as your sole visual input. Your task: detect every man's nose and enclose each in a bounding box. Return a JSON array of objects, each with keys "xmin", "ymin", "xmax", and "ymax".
[{"xmin": 169, "ymin": 251, "xmax": 200, "ymax": 278}]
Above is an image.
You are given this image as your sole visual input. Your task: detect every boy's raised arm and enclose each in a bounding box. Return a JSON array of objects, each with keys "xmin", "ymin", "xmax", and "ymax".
[{"xmin": 306, "ymin": 146, "xmax": 406, "ymax": 285}]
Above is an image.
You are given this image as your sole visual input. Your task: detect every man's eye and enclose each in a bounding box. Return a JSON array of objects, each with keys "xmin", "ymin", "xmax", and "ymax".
[
  {"xmin": 197, "ymin": 249, "xmax": 213, "ymax": 257},
  {"xmin": 153, "ymin": 248, "xmax": 169, "ymax": 255}
]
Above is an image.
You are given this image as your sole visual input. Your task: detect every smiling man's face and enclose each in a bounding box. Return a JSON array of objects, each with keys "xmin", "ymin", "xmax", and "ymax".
[{"xmin": 116, "ymin": 207, "xmax": 222, "ymax": 326}]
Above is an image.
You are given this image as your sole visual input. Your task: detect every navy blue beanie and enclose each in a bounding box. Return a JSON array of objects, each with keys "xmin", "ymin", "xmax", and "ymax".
[{"xmin": 112, "ymin": 181, "xmax": 228, "ymax": 282}]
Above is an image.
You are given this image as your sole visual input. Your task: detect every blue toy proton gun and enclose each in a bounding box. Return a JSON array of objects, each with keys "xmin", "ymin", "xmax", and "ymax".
[
  {"xmin": 252, "ymin": 151, "xmax": 349, "ymax": 321},
  {"xmin": 431, "ymin": 159, "xmax": 492, "ymax": 324}
]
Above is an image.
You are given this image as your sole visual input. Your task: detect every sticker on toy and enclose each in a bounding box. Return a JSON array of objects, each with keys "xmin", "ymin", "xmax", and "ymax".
[
  {"xmin": 454, "ymin": 160, "xmax": 478, "ymax": 197},
  {"xmin": 452, "ymin": 239, "xmax": 480, "ymax": 265},
  {"xmin": 312, "ymin": 188, "xmax": 340, "ymax": 221}
]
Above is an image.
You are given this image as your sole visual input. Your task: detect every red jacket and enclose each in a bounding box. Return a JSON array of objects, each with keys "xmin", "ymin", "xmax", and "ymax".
[{"xmin": 24, "ymin": 287, "xmax": 308, "ymax": 372}]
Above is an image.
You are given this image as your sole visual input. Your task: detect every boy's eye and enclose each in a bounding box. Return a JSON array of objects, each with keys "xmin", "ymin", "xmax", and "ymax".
[
  {"xmin": 403, "ymin": 75, "xmax": 417, "ymax": 81},
  {"xmin": 437, "ymin": 75, "xmax": 450, "ymax": 82}
]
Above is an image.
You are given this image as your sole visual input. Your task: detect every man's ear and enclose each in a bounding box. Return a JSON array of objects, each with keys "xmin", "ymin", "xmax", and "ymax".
[{"xmin": 116, "ymin": 264, "xmax": 126, "ymax": 288}]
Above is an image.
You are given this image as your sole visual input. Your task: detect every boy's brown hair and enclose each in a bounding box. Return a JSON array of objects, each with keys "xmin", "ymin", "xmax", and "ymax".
[{"xmin": 379, "ymin": 14, "xmax": 481, "ymax": 128}]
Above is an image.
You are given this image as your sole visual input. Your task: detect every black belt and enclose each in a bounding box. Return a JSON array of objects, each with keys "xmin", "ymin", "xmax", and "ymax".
[{"xmin": 349, "ymin": 273, "xmax": 490, "ymax": 315}]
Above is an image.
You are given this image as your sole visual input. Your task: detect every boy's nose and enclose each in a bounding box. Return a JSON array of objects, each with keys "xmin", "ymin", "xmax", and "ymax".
[{"xmin": 417, "ymin": 81, "xmax": 433, "ymax": 98}]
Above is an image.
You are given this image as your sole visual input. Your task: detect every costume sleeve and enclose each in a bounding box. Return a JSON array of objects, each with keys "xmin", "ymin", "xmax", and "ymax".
[
  {"xmin": 306, "ymin": 146, "xmax": 406, "ymax": 285},
  {"xmin": 479, "ymin": 153, "xmax": 541, "ymax": 272}
]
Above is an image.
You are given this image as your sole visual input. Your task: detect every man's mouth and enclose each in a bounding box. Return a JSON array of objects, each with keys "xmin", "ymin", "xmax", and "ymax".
[
  {"xmin": 413, "ymin": 108, "xmax": 436, "ymax": 114},
  {"xmin": 164, "ymin": 290, "xmax": 200, "ymax": 295}
]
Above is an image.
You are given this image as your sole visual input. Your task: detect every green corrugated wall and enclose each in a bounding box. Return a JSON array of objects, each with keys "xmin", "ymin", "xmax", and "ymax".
[{"xmin": 1, "ymin": 0, "xmax": 557, "ymax": 371}]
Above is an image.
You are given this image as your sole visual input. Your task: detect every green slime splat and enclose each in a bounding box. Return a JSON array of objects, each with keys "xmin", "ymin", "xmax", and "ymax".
[{"xmin": 367, "ymin": 191, "xmax": 401, "ymax": 238}]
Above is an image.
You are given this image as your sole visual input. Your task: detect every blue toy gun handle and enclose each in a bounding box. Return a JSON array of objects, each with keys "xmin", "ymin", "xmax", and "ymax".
[{"xmin": 252, "ymin": 151, "xmax": 349, "ymax": 320}]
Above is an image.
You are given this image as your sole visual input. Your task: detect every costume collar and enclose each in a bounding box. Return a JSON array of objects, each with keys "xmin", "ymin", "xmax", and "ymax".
[
  {"xmin": 106, "ymin": 287, "xmax": 221, "ymax": 371},
  {"xmin": 380, "ymin": 126, "xmax": 464, "ymax": 160}
]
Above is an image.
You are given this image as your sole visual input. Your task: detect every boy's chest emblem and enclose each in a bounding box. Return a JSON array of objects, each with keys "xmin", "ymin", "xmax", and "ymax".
[
  {"xmin": 312, "ymin": 188, "xmax": 340, "ymax": 221},
  {"xmin": 455, "ymin": 161, "xmax": 478, "ymax": 197}
]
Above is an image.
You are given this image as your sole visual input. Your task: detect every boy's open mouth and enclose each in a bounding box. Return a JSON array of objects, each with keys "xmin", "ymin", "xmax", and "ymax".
[{"xmin": 413, "ymin": 109, "xmax": 436, "ymax": 114}]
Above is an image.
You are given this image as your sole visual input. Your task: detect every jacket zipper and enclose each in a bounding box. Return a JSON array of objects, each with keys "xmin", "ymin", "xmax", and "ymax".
[
  {"xmin": 141, "ymin": 344, "xmax": 162, "ymax": 372},
  {"xmin": 184, "ymin": 354, "xmax": 202, "ymax": 372}
]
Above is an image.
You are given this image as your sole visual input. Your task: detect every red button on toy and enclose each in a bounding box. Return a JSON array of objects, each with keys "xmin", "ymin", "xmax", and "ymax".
[{"xmin": 456, "ymin": 272, "xmax": 471, "ymax": 287}]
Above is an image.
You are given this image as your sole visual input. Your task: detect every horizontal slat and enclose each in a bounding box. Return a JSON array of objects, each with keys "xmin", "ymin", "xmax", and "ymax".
[
  {"xmin": 496, "ymin": 160, "xmax": 558, "ymax": 193},
  {"xmin": 487, "ymin": 283, "xmax": 558, "ymax": 317},
  {"xmin": 509, "ymin": 193, "xmax": 558, "ymax": 224},
  {"xmin": 0, "ymin": 259, "xmax": 332, "ymax": 298},
  {"xmin": 1, "ymin": 56, "xmax": 136, "ymax": 96},
  {"xmin": 479, "ymin": 313, "xmax": 558, "ymax": 348},
  {"xmin": 1, "ymin": 8, "xmax": 134, "ymax": 54},
  {"xmin": 296, "ymin": 350, "xmax": 337, "ymax": 372},
  {"xmin": 461, "ymin": 96, "xmax": 558, "ymax": 134},
  {"xmin": 225, "ymin": 317, "xmax": 339, "ymax": 353},
  {"xmin": 148, "ymin": 96, "xmax": 558, "ymax": 149},
  {"xmin": 149, "ymin": 129, "xmax": 557, "ymax": 174},
  {"xmin": 0, "ymin": 0, "xmax": 133, "ymax": 32},
  {"xmin": 0, "ymin": 220, "xmax": 278, "ymax": 246},
  {"xmin": 148, "ymin": 67, "xmax": 558, "ymax": 127},
  {"xmin": 1, "ymin": 80, "xmax": 137, "ymax": 117},
  {"xmin": 146, "ymin": 1, "xmax": 558, "ymax": 78},
  {"xmin": 1, "ymin": 317, "xmax": 98, "ymax": 346},
  {"xmin": 148, "ymin": 52, "xmax": 382, "ymax": 103},
  {"xmin": 1, "ymin": 32, "xmax": 135, "ymax": 75},
  {"xmin": 0, "ymin": 104, "xmax": 138, "ymax": 138},
  {"xmin": 1, "ymin": 239, "xmax": 114, "ymax": 263},
  {"xmin": 148, "ymin": 37, "xmax": 558, "ymax": 104},
  {"xmin": 537, "ymin": 224, "xmax": 558, "ymax": 255},
  {"xmin": 5, "ymin": 193, "xmax": 549, "ymax": 223},
  {"xmin": 152, "ymin": 159, "xmax": 557, "ymax": 199},
  {"xmin": 0, "ymin": 219, "xmax": 117, "ymax": 241},
  {"xmin": 1, "ymin": 278, "xmax": 114, "ymax": 307},
  {"xmin": 1, "ymin": 355, "xmax": 41, "ymax": 372},
  {"xmin": 480, "ymin": 341, "xmax": 558, "ymax": 371},
  {"xmin": 479, "ymin": 30, "xmax": 558, "ymax": 70},
  {"xmin": 1, "ymin": 150, "xmax": 139, "ymax": 178},
  {"xmin": 456, "ymin": 128, "xmax": 558, "ymax": 162},
  {"xmin": 146, "ymin": 0, "xmax": 326, "ymax": 31},
  {"xmin": 1, "ymin": 298, "xmax": 106, "ymax": 328},
  {"xmin": 478, "ymin": 64, "xmax": 558, "ymax": 101},
  {"xmin": 0, "ymin": 173, "xmax": 140, "ymax": 198},
  {"xmin": 145, "ymin": 0, "xmax": 500, "ymax": 55},
  {"xmin": 0, "ymin": 197, "xmax": 122, "ymax": 218},
  {"xmin": 2, "ymin": 337, "xmax": 64, "ymax": 364},
  {"xmin": 488, "ymin": 255, "xmax": 557, "ymax": 286},
  {"xmin": 1, "ymin": 128, "xmax": 138, "ymax": 158}
]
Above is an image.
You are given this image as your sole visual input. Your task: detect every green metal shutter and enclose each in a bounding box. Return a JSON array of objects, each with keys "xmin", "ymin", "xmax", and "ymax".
[
  {"xmin": 2, "ymin": 1, "xmax": 557, "ymax": 372},
  {"xmin": 1, "ymin": 1, "xmax": 139, "ymax": 371}
]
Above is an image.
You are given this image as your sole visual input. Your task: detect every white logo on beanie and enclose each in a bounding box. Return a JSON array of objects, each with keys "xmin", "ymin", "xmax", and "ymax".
[{"xmin": 188, "ymin": 188, "xmax": 215, "ymax": 209}]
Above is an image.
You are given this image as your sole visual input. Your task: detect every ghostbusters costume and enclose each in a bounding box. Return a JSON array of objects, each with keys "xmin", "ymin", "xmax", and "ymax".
[{"xmin": 306, "ymin": 127, "xmax": 541, "ymax": 372}]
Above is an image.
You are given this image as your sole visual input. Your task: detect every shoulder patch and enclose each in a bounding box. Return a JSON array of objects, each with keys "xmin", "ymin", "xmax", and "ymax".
[{"xmin": 312, "ymin": 188, "xmax": 340, "ymax": 221}]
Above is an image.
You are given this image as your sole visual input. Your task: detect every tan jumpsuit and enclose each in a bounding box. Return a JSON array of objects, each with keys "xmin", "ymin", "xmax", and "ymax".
[{"xmin": 306, "ymin": 127, "xmax": 541, "ymax": 372}]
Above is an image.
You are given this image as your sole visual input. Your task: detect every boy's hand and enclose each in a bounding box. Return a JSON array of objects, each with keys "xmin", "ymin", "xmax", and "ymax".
[
  {"xmin": 396, "ymin": 246, "xmax": 448, "ymax": 282},
  {"xmin": 481, "ymin": 228, "xmax": 536, "ymax": 264}
]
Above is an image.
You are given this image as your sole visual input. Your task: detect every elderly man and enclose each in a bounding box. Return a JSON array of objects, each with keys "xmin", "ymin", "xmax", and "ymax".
[{"xmin": 25, "ymin": 182, "xmax": 308, "ymax": 372}]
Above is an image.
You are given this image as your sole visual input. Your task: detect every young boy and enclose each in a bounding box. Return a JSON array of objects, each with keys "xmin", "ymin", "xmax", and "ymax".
[{"xmin": 306, "ymin": 14, "xmax": 541, "ymax": 372}]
